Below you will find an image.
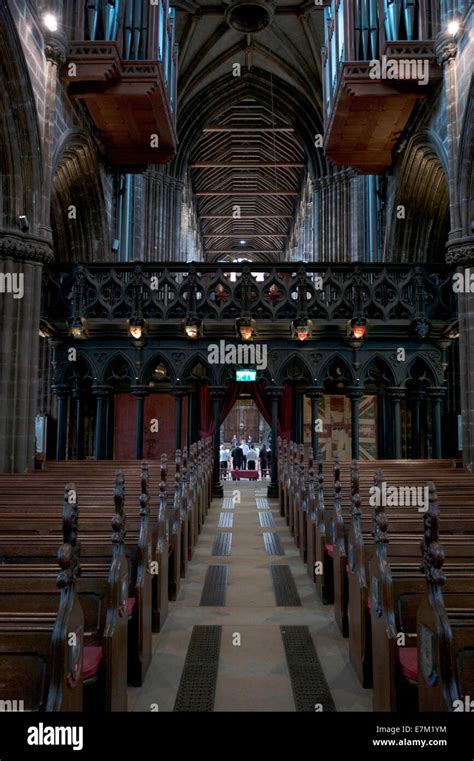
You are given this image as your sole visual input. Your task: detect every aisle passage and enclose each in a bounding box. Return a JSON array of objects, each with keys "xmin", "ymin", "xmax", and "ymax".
[{"xmin": 130, "ymin": 483, "xmax": 372, "ymax": 712}]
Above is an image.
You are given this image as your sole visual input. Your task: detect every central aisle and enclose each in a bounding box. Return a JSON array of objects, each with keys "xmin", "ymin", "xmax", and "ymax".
[{"xmin": 130, "ymin": 482, "xmax": 372, "ymax": 712}]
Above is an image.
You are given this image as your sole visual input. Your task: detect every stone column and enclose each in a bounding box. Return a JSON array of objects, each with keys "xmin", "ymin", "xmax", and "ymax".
[
  {"xmin": 132, "ymin": 386, "xmax": 148, "ymax": 460},
  {"xmin": 73, "ymin": 386, "xmax": 85, "ymax": 460},
  {"xmin": 388, "ymin": 388, "xmax": 405, "ymax": 460},
  {"xmin": 347, "ymin": 386, "xmax": 363, "ymax": 460},
  {"xmin": 171, "ymin": 386, "xmax": 188, "ymax": 452},
  {"xmin": 306, "ymin": 386, "xmax": 325, "ymax": 456},
  {"xmin": 427, "ymin": 387, "xmax": 446, "ymax": 459},
  {"xmin": 0, "ymin": 235, "xmax": 53, "ymax": 472},
  {"xmin": 93, "ymin": 385, "xmax": 112, "ymax": 460},
  {"xmin": 52, "ymin": 384, "xmax": 70, "ymax": 461},
  {"xmin": 410, "ymin": 389, "xmax": 424, "ymax": 459},
  {"xmin": 267, "ymin": 386, "xmax": 283, "ymax": 498},
  {"xmin": 311, "ymin": 180, "xmax": 320, "ymax": 261},
  {"xmin": 209, "ymin": 387, "xmax": 225, "ymax": 498}
]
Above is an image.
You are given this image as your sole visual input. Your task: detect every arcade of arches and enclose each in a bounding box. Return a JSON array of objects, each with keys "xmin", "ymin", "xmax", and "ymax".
[{"xmin": 0, "ymin": 0, "xmax": 473, "ymax": 721}]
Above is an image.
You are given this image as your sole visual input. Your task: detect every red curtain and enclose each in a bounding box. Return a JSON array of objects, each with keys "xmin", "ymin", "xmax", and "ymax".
[{"xmin": 198, "ymin": 379, "xmax": 293, "ymax": 439}]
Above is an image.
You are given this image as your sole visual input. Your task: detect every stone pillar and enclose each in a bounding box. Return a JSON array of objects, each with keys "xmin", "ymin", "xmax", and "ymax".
[
  {"xmin": 267, "ymin": 386, "xmax": 283, "ymax": 498},
  {"xmin": 171, "ymin": 386, "xmax": 188, "ymax": 453},
  {"xmin": 132, "ymin": 386, "xmax": 148, "ymax": 460},
  {"xmin": 210, "ymin": 387, "xmax": 225, "ymax": 498},
  {"xmin": 428, "ymin": 387, "xmax": 446, "ymax": 459},
  {"xmin": 306, "ymin": 386, "xmax": 325, "ymax": 456},
  {"xmin": 410, "ymin": 389, "xmax": 424, "ymax": 459},
  {"xmin": 388, "ymin": 388, "xmax": 405, "ymax": 460},
  {"xmin": 93, "ymin": 385, "xmax": 112, "ymax": 460},
  {"xmin": 347, "ymin": 387, "xmax": 363, "ymax": 460},
  {"xmin": 0, "ymin": 235, "xmax": 53, "ymax": 472},
  {"xmin": 311, "ymin": 179, "xmax": 320, "ymax": 261},
  {"xmin": 73, "ymin": 386, "xmax": 85, "ymax": 460},
  {"xmin": 53, "ymin": 384, "xmax": 70, "ymax": 461}
]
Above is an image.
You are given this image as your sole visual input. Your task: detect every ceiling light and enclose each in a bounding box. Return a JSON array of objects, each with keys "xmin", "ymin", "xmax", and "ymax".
[
  {"xmin": 292, "ymin": 318, "xmax": 312, "ymax": 341},
  {"xmin": 236, "ymin": 317, "xmax": 254, "ymax": 341},
  {"xmin": 67, "ymin": 316, "xmax": 87, "ymax": 340},
  {"xmin": 240, "ymin": 240, "xmax": 247, "ymax": 245},
  {"xmin": 184, "ymin": 317, "xmax": 202, "ymax": 340},
  {"xmin": 154, "ymin": 364, "xmax": 167, "ymax": 378},
  {"xmin": 348, "ymin": 317, "xmax": 367, "ymax": 341},
  {"xmin": 448, "ymin": 20, "xmax": 460, "ymax": 36},
  {"xmin": 43, "ymin": 13, "xmax": 59, "ymax": 32}
]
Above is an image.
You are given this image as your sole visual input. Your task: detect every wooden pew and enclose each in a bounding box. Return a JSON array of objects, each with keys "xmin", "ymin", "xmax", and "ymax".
[{"xmin": 0, "ymin": 486, "xmax": 84, "ymax": 711}]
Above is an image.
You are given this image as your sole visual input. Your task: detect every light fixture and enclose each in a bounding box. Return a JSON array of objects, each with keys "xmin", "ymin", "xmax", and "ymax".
[
  {"xmin": 128, "ymin": 317, "xmax": 146, "ymax": 341},
  {"xmin": 236, "ymin": 317, "xmax": 255, "ymax": 341},
  {"xmin": 183, "ymin": 317, "xmax": 202, "ymax": 340},
  {"xmin": 154, "ymin": 363, "xmax": 167, "ymax": 379},
  {"xmin": 240, "ymin": 240, "xmax": 247, "ymax": 245},
  {"xmin": 292, "ymin": 317, "xmax": 312, "ymax": 341},
  {"xmin": 43, "ymin": 13, "xmax": 59, "ymax": 32},
  {"xmin": 448, "ymin": 20, "xmax": 460, "ymax": 36},
  {"xmin": 67, "ymin": 316, "xmax": 87, "ymax": 340},
  {"xmin": 348, "ymin": 317, "xmax": 367, "ymax": 341},
  {"xmin": 448, "ymin": 327, "xmax": 460, "ymax": 340}
]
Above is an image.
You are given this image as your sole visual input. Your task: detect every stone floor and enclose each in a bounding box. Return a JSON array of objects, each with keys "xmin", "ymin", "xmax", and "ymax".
[{"xmin": 129, "ymin": 482, "xmax": 372, "ymax": 712}]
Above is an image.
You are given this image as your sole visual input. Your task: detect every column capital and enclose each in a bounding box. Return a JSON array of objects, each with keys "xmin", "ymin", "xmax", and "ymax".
[
  {"xmin": 426, "ymin": 386, "xmax": 447, "ymax": 400},
  {"xmin": 209, "ymin": 385, "xmax": 226, "ymax": 400},
  {"xmin": 0, "ymin": 231, "xmax": 53, "ymax": 265},
  {"xmin": 170, "ymin": 386, "xmax": 189, "ymax": 399},
  {"xmin": 92, "ymin": 384, "xmax": 114, "ymax": 398},
  {"xmin": 266, "ymin": 385, "xmax": 284, "ymax": 400},
  {"xmin": 387, "ymin": 387, "xmax": 405, "ymax": 401},
  {"xmin": 446, "ymin": 236, "xmax": 474, "ymax": 266},
  {"xmin": 305, "ymin": 386, "xmax": 325, "ymax": 399},
  {"xmin": 346, "ymin": 385, "xmax": 363, "ymax": 400},
  {"xmin": 44, "ymin": 33, "xmax": 67, "ymax": 66},
  {"xmin": 131, "ymin": 385, "xmax": 150, "ymax": 398},
  {"xmin": 52, "ymin": 384, "xmax": 71, "ymax": 397}
]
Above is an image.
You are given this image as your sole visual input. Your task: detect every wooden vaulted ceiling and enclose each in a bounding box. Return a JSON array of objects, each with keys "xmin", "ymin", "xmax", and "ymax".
[{"xmin": 172, "ymin": 0, "xmax": 327, "ymax": 262}]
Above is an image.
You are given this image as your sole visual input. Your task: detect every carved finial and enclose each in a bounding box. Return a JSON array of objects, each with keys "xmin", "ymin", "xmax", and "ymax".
[
  {"xmin": 373, "ymin": 469, "xmax": 388, "ymax": 547},
  {"xmin": 57, "ymin": 482, "xmax": 81, "ymax": 590},
  {"xmin": 420, "ymin": 482, "xmax": 445, "ymax": 586},
  {"xmin": 140, "ymin": 461, "xmax": 149, "ymax": 497},
  {"xmin": 333, "ymin": 453, "xmax": 341, "ymax": 491},
  {"xmin": 112, "ymin": 470, "xmax": 126, "ymax": 547},
  {"xmin": 350, "ymin": 459, "xmax": 361, "ymax": 517}
]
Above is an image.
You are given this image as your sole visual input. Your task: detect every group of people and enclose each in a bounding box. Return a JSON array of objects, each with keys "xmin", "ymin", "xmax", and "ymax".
[{"xmin": 219, "ymin": 435, "xmax": 271, "ymax": 479}]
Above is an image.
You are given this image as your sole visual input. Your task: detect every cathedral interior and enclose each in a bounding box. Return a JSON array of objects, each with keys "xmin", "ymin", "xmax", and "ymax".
[{"xmin": 0, "ymin": 0, "xmax": 473, "ymax": 742}]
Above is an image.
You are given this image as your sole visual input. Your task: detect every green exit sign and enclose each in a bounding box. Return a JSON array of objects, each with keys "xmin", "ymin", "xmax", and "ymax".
[{"xmin": 236, "ymin": 369, "xmax": 257, "ymax": 382}]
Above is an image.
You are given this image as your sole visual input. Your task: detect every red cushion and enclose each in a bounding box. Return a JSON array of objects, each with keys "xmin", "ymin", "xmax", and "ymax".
[
  {"xmin": 83, "ymin": 646, "xmax": 103, "ymax": 680},
  {"xmin": 325, "ymin": 544, "xmax": 334, "ymax": 558},
  {"xmin": 127, "ymin": 597, "xmax": 136, "ymax": 617},
  {"xmin": 398, "ymin": 647, "xmax": 418, "ymax": 683}
]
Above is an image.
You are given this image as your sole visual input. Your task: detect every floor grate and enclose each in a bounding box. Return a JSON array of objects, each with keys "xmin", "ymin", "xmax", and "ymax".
[
  {"xmin": 212, "ymin": 532, "xmax": 232, "ymax": 556},
  {"xmin": 280, "ymin": 626, "xmax": 336, "ymax": 712},
  {"xmin": 223, "ymin": 497, "xmax": 235, "ymax": 509},
  {"xmin": 200, "ymin": 565, "xmax": 228, "ymax": 606},
  {"xmin": 218, "ymin": 512, "xmax": 234, "ymax": 528},
  {"xmin": 270, "ymin": 565, "xmax": 301, "ymax": 606},
  {"xmin": 256, "ymin": 497, "xmax": 269, "ymax": 510},
  {"xmin": 173, "ymin": 626, "xmax": 221, "ymax": 711},
  {"xmin": 263, "ymin": 532, "xmax": 285, "ymax": 556},
  {"xmin": 258, "ymin": 511, "xmax": 276, "ymax": 528}
]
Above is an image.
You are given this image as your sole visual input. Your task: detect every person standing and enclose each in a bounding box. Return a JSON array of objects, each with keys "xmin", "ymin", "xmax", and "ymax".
[
  {"xmin": 241, "ymin": 441, "xmax": 249, "ymax": 469},
  {"xmin": 259, "ymin": 444, "xmax": 268, "ymax": 479},
  {"xmin": 232, "ymin": 443, "xmax": 243, "ymax": 470},
  {"xmin": 246, "ymin": 445, "xmax": 257, "ymax": 470},
  {"xmin": 220, "ymin": 444, "xmax": 230, "ymax": 479}
]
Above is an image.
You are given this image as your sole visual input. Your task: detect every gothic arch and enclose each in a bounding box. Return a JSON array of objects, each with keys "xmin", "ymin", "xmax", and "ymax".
[
  {"xmin": 51, "ymin": 129, "xmax": 110, "ymax": 262},
  {"xmin": 386, "ymin": 129, "xmax": 450, "ymax": 263},
  {"xmin": 317, "ymin": 353, "xmax": 357, "ymax": 388},
  {"xmin": 140, "ymin": 353, "xmax": 177, "ymax": 386},
  {"xmin": 180, "ymin": 352, "xmax": 216, "ymax": 385},
  {"xmin": 102, "ymin": 352, "xmax": 136, "ymax": 386},
  {"xmin": 277, "ymin": 353, "xmax": 314, "ymax": 386},
  {"xmin": 359, "ymin": 354, "xmax": 396, "ymax": 387},
  {"xmin": 59, "ymin": 351, "xmax": 96, "ymax": 386},
  {"xmin": 402, "ymin": 353, "xmax": 442, "ymax": 388},
  {"xmin": 0, "ymin": 3, "xmax": 43, "ymax": 232}
]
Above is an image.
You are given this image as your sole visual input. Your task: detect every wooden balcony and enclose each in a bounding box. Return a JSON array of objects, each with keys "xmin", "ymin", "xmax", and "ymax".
[
  {"xmin": 62, "ymin": 2, "xmax": 178, "ymax": 169},
  {"xmin": 322, "ymin": 0, "xmax": 441, "ymax": 173}
]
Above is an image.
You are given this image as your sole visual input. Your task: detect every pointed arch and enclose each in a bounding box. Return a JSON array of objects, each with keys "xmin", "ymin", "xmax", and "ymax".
[
  {"xmin": 359, "ymin": 354, "xmax": 396, "ymax": 387},
  {"xmin": 277, "ymin": 352, "xmax": 314, "ymax": 386},
  {"xmin": 318, "ymin": 353, "xmax": 357, "ymax": 387},
  {"xmin": 140, "ymin": 352, "xmax": 177, "ymax": 386}
]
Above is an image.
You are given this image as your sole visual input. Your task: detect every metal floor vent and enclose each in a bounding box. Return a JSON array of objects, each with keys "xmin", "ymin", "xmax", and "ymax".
[
  {"xmin": 263, "ymin": 532, "xmax": 285, "ymax": 556},
  {"xmin": 212, "ymin": 532, "xmax": 232, "ymax": 556},
  {"xmin": 256, "ymin": 497, "xmax": 269, "ymax": 510},
  {"xmin": 200, "ymin": 565, "xmax": 228, "ymax": 606},
  {"xmin": 218, "ymin": 512, "xmax": 234, "ymax": 528},
  {"xmin": 258, "ymin": 511, "xmax": 275, "ymax": 528},
  {"xmin": 223, "ymin": 497, "xmax": 235, "ymax": 509},
  {"xmin": 270, "ymin": 565, "xmax": 301, "ymax": 606},
  {"xmin": 280, "ymin": 626, "xmax": 336, "ymax": 712},
  {"xmin": 173, "ymin": 626, "xmax": 222, "ymax": 712}
]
